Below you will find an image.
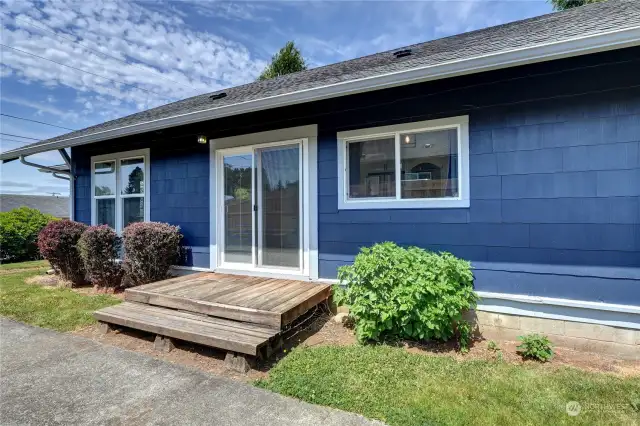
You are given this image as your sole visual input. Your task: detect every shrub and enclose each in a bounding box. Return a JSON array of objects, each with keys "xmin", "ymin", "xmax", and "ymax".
[
  {"xmin": 78, "ymin": 225, "xmax": 123, "ymax": 288},
  {"xmin": 457, "ymin": 320, "xmax": 474, "ymax": 354},
  {"xmin": 0, "ymin": 207, "xmax": 57, "ymax": 262},
  {"xmin": 517, "ymin": 333, "xmax": 554, "ymax": 362},
  {"xmin": 122, "ymin": 222, "xmax": 182, "ymax": 286},
  {"xmin": 337, "ymin": 242, "xmax": 477, "ymax": 343},
  {"xmin": 487, "ymin": 340, "xmax": 500, "ymax": 352},
  {"xmin": 37, "ymin": 220, "xmax": 87, "ymax": 285}
]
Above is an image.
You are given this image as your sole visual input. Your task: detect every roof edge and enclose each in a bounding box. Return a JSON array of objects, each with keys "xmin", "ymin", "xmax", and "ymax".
[{"xmin": 2, "ymin": 25, "xmax": 640, "ymax": 161}]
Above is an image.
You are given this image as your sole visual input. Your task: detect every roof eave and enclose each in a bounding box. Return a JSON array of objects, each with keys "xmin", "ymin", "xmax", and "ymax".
[{"xmin": 2, "ymin": 25, "xmax": 639, "ymax": 162}]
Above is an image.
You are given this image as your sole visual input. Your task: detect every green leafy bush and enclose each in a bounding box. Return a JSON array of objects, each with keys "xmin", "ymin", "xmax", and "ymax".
[
  {"xmin": 0, "ymin": 207, "xmax": 57, "ymax": 262},
  {"xmin": 337, "ymin": 242, "xmax": 477, "ymax": 343},
  {"xmin": 457, "ymin": 320, "xmax": 474, "ymax": 354},
  {"xmin": 122, "ymin": 222, "xmax": 182, "ymax": 286},
  {"xmin": 37, "ymin": 220, "xmax": 87, "ymax": 286},
  {"xmin": 78, "ymin": 225, "xmax": 123, "ymax": 288},
  {"xmin": 517, "ymin": 334, "xmax": 554, "ymax": 362}
]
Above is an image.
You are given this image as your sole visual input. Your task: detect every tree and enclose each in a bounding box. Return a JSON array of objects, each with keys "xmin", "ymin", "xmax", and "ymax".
[
  {"xmin": 124, "ymin": 166, "xmax": 144, "ymax": 194},
  {"xmin": 549, "ymin": 0, "xmax": 605, "ymax": 11},
  {"xmin": 258, "ymin": 41, "xmax": 307, "ymax": 81}
]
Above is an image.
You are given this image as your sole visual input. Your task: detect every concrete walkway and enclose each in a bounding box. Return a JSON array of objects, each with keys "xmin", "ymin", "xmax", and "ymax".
[{"xmin": 0, "ymin": 318, "xmax": 379, "ymax": 425}]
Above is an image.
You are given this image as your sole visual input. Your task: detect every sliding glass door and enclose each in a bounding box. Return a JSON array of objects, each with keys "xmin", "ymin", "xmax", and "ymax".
[
  {"xmin": 219, "ymin": 141, "xmax": 302, "ymax": 272},
  {"xmin": 222, "ymin": 153, "xmax": 253, "ymax": 265}
]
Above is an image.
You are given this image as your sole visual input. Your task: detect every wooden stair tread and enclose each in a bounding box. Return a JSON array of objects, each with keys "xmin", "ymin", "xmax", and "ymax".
[{"xmin": 94, "ymin": 302, "xmax": 278, "ymax": 356}]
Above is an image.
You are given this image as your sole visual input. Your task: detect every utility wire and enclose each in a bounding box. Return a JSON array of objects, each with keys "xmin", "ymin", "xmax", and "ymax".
[
  {"xmin": 0, "ymin": 137, "xmax": 31, "ymax": 144},
  {"xmin": 1, "ymin": 43, "xmax": 175, "ymax": 102},
  {"xmin": 2, "ymin": 11, "xmax": 201, "ymax": 94},
  {"xmin": 0, "ymin": 132, "xmax": 40, "ymax": 141},
  {"xmin": 0, "ymin": 113, "xmax": 76, "ymax": 131}
]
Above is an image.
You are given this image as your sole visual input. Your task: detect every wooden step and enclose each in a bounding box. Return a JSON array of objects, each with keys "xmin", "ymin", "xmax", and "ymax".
[
  {"xmin": 94, "ymin": 302, "xmax": 279, "ymax": 356},
  {"xmin": 125, "ymin": 287, "xmax": 282, "ymax": 329}
]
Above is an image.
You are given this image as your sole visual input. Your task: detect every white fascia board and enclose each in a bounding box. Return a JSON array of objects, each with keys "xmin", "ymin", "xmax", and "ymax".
[{"xmin": 2, "ymin": 25, "xmax": 639, "ymax": 161}]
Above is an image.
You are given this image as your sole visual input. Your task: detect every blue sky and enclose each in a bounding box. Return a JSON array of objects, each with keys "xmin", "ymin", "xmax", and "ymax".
[{"xmin": 0, "ymin": 0, "xmax": 552, "ymax": 196}]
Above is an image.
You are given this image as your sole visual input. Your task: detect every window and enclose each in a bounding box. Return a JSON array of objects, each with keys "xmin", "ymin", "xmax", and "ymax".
[
  {"xmin": 337, "ymin": 116, "xmax": 469, "ymax": 209},
  {"xmin": 91, "ymin": 149, "xmax": 149, "ymax": 231}
]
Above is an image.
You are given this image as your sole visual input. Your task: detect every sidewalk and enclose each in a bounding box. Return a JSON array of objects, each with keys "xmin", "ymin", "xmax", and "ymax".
[{"xmin": 0, "ymin": 318, "xmax": 379, "ymax": 425}]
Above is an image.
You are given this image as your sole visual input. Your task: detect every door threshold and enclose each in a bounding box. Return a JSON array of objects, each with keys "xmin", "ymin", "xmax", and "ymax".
[{"xmin": 215, "ymin": 268, "xmax": 311, "ymax": 281}]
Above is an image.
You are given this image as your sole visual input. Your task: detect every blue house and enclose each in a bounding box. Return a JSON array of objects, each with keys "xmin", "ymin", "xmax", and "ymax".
[{"xmin": 3, "ymin": 2, "xmax": 639, "ymax": 357}]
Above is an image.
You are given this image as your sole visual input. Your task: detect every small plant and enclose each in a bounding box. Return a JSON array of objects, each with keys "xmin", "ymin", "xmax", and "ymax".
[
  {"xmin": 0, "ymin": 207, "xmax": 57, "ymax": 262},
  {"xmin": 517, "ymin": 333, "xmax": 554, "ymax": 362},
  {"xmin": 337, "ymin": 242, "xmax": 477, "ymax": 343},
  {"xmin": 78, "ymin": 225, "xmax": 123, "ymax": 289},
  {"xmin": 37, "ymin": 220, "xmax": 88, "ymax": 286},
  {"xmin": 457, "ymin": 320, "xmax": 473, "ymax": 354},
  {"xmin": 122, "ymin": 222, "xmax": 182, "ymax": 286},
  {"xmin": 487, "ymin": 340, "xmax": 500, "ymax": 352}
]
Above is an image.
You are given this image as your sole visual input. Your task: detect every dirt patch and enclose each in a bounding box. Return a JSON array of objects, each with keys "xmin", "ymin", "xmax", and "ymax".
[
  {"xmin": 25, "ymin": 275, "xmax": 60, "ymax": 287},
  {"xmin": 25, "ymin": 274, "xmax": 125, "ymax": 300},
  {"xmin": 403, "ymin": 338, "xmax": 640, "ymax": 377},
  {"xmin": 72, "ymin": 309, "xmax": 638, "ymax": 380}
]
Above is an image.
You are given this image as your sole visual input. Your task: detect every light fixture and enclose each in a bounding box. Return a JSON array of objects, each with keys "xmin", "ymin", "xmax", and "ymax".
[
  {"xmin": 402, "ymin": 134, "xmax": 415, "ymax": 147},
  {"xmin": 197, "ymin": 135, "xmax": 208, "ymax": 144}
]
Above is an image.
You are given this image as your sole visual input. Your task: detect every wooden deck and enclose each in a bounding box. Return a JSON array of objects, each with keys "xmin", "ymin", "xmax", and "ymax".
[
  {"xmin": 124, "ymin": 273, "xmax": 332, "ymax": 329},
  {"xmin": 93, "ymin": 273, "xmax": 332, "ymax": 362}
]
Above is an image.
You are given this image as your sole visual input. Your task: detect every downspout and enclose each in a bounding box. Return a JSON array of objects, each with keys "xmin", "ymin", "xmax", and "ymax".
[{"xmin": 19, "ymin": 150, "xmax": 75, "ymax": 220}]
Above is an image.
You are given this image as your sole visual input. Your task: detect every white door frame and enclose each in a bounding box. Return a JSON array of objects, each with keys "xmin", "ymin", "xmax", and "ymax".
[{"xmin": 211, "ymin": 130, "xmax": 317, "ymax": 279}]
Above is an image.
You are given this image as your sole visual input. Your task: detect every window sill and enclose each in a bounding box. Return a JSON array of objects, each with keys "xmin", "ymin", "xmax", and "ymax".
[{"xmin": 338, "ymin": 198, "xmax": 470, "ymax": 210}]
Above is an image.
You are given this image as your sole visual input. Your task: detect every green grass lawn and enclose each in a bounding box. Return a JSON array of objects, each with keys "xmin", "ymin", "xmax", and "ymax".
[
  {"xmin": 0, "ymin": 261, "xmax": 121, "ymax": 331},
  {"xmin": 257, "ymin": 345, "xmax": 640, "ymax": 426},
  {"xmin": 0, "ymin": 259, "xmax": 50, "ymax": 271}
]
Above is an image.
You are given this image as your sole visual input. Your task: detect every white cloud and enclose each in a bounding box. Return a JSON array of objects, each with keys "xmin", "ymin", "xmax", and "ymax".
[{"xmin": 0, "ymin": 0, "xmax": 267, "ymax": 119}]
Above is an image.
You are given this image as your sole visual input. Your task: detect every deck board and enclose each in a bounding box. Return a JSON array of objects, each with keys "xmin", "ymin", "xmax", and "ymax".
[
  {"xmin": 95, "ymin": 302, "xmax": 277, "ymax": 355},
  {"xmin": 122, "ymin": 272, "xmax": 331, "ymax": 329}
]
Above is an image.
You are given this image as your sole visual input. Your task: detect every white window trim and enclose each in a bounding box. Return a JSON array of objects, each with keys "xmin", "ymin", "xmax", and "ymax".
[
  {"xmin": 91, "ymin": 148, "xmax": 150, "ymax": 232},
  {"xmin": 337, "ymin": 115, "xmax": 470, "ymax": 210}
]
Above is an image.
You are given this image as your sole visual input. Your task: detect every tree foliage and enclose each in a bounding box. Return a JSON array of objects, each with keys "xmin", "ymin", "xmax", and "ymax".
[
  {"xmin": 0, "ymin": 207, "xmax": 57, "ymax": 262},
  {"xmin": 258, "ymin": 41, "xmax": 307, "ymax": 81},
  {"xmin": 549, "ymin": 0, "xmax": 605, "ymax": 11}
]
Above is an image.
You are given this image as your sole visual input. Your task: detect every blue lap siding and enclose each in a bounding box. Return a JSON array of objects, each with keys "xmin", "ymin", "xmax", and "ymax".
[
  {"xmin": 72, "ymin": 139, "xmax": 210, "ymax": 267},
  {"xmin": 72, "ymin": 47, "xmax": 640, "ymax": 305}
]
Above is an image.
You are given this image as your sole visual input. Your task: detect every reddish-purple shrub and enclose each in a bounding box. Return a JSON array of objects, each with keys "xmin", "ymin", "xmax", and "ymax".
[
  {"xmin": 122, "ymin": 222, "xmax": 182, "ymax": 286},
  {"xmin": 37, "ymin": 220, "xmax": 88, "ymax": 286},
  {"xmin": 78, "ymin": 225, "xmax": 123, "ymax": 288}
]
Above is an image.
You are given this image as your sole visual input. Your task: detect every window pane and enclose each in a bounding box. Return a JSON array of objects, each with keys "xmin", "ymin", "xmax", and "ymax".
[
  {"xmin": 347, "ymin": 137, "xmax": 395, "ymax": 199},
  {"xmin": 400, "ymin": 129, "xmax": 459, "ymax": 199},
  {"xmin": 223, "ymin": 154, "xmax": 253, "ymax": 264},
  {"xmin": 96, "ymin": 199, "xmax": 115, "ymax": 228},
  {"xmin": 121, "ymin": 158, "xmax": 145, "ymax": 195},
  {"xmin": 94, "ymin": 161, "xmax": 116, "ymax": 196},
  {"xmin": 123, "ymin": 198, "xmax": 144, "ymax": 228}
]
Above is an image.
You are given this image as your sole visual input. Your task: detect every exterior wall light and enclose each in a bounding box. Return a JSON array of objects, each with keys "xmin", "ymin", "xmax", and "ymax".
[{"xmin": 197, "ymin": 135, "xmax": 208, "ymax": 144}]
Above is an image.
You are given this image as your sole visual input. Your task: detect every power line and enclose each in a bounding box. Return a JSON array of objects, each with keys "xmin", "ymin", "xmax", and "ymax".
[
  {"xmin": 2, "ymin": 11, "xmax": 201, "ymax": 94},
  {"xmin": 1, "ymin": 43, "xmax": 175, "ymax": 102},
  {"xmin": 0, "ymin": 132, "xmax": 40, "ymax": 141},
  {"xmin": 0, "ymin": 137, "xmax": 30, "ymax": 144},
  {"xmin": 0, "ymin": 114, "xmax": 76, "ymax": 131}
]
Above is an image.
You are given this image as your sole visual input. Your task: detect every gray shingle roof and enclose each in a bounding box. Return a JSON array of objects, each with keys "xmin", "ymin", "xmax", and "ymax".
[
  {"xmin": 0, "ymin": 195, "xmax": 69, "ymax": 218},
  {"xmin": 3, "ymin": 0, "xmax": 639, "ymax": 157}
]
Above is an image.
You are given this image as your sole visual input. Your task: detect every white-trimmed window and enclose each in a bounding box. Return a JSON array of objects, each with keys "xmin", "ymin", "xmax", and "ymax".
[
  {"xmin": 337, "ymin": 116, "xmax": 469, "ymax": 209},
  {"xmin": 91, "ymin": 149, "xmax": 150, "ymax": 231}
]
